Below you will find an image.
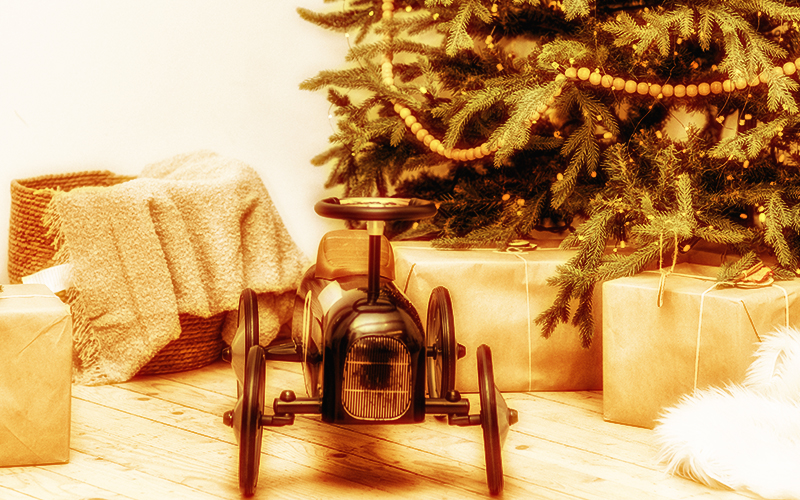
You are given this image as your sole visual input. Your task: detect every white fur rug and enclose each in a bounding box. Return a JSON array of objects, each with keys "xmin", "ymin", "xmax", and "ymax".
[{"xmin": 655, "ymin": 326, "xmax": 800, "ymax": 499}]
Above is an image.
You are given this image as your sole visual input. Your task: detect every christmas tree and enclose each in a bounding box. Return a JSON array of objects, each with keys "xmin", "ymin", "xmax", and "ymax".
[{"xmin": 299, "ymin": 0, "xmax": 800, "ymax": 346}]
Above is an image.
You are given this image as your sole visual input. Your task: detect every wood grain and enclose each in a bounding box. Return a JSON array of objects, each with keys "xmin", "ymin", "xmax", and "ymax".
[{"xmin": 0, "ymin": 360, "xmax": 757, "ymax": 499}]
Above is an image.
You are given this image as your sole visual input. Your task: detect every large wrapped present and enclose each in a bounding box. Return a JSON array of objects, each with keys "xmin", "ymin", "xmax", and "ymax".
[
  {"xmin": 394, "ymin": 242, "xmax": 603, "ymax": 393},
  {"xmin": 603, "ymin": 263, "xmax": 800, "ymax": 429},
  {"xmin": 0, "ymin": 284, "xmax": 72, "ymax": 466}
]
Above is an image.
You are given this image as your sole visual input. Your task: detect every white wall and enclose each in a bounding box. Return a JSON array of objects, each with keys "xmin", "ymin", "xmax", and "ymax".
[{"xmin": 0, "ymin": 0, "xmax": 347, "ymax": 283}]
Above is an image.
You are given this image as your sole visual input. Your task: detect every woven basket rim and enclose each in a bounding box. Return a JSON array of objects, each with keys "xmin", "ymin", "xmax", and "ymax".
[{"xmin": 11, "ymin": 170, "xmax": 136, "ymax": 192}]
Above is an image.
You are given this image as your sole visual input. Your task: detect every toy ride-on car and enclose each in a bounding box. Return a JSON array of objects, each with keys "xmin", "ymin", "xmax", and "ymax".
[{"xmin": 222, "ymin": 197, "xmax": 518, "ymax": 496}]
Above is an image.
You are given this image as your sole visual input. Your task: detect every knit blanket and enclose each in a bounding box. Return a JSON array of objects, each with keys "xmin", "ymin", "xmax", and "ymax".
[{"xmin": 47, "ymin": 151, "xmax": 308, "ymax": 385}]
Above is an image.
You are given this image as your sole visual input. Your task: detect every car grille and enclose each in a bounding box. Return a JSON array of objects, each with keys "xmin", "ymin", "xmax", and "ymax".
[{"xmin": 342, "ymin": 336, "xmax": 412, "ymax": 420}]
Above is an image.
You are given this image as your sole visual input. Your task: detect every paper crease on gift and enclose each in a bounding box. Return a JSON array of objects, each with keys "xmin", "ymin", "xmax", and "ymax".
[
  {"xmin": 0, "ymin": 421, "xmax": 39, "ymax": 459},
  {"xmin": 17, "ymin": 315, "xmax": 69, "ymax": 356}
]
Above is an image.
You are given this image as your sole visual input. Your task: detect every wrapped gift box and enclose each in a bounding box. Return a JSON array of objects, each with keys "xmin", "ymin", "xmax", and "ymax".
[
  {"xmin": 394, "ymin": 242, "xmax": 603, "ymax": 393},
  {"xmin": 1, "ymin": 284, "xmax": 72, "ymax": 466},
  {"xmin": 603, "ymin": 264, "xmax": 800, "ymax": 429}
]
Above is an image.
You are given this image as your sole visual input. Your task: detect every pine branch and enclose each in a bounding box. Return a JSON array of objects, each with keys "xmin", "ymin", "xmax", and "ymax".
[
  {"xmin": 540, "ymin": 161, "xmax": 698, "ymax": 344},
  {"xmin": 601, "ymin": 142, "xmax": 636, "ymax": 185},
  {"xmin": 536, "ymin": 215, "xmax": 612, "ymax": 339},
  {"xmin": 654, "ymin": 144, "xmax": 679, "ymax": 195},
  {"xmin": 602, "ymin": 7, "xmax": 694, "ymax": 57},
  {"xmin": 573, "ymin": 205, "xmax": 618, "ymax": 268},
  {"xmin": 433, "ymin": 224, "xmax": 517, "ymax": 249},
  {"xmin": 570, "ymin": 283, "xmax": 595, "ymax": 347},
  {"xmin": 730, "ymin": 0, "xmax": 800, "ymax": 20},
  {"xmin": 537, "ymin": 40, "xmax": 594, "ymax": 70},
  {"xmin": 438, "ymin": 83, "xmax": 515, "ymax": 147},
  {"xmin": 551, "ymin": 121, "xmax": 596, "ymax": 207},
  {"xmin": 694, "ymin": 217, "xmax": 753, "ymax": 245},
  {"xmin": 708, "ymin": 116, "xmax": 790, "ymax": 160},
  {"xmin": 561, "ymin": 0, "xmax": 590, "ymax": 21},
  {"xmin": 539, "ymin": 259, "xmax": 583, "ymax": 323},
  {"xmin": 489, "ymin": 79, "xmax": 571, "ymax": 164},
  {"xmin": 515, "ymin": 191, "xmax": 549, "ymax": 235},
  {"xmin": 299, "ymin": 66, "xmax": 379, "ymax": 93},
  {"xmin": 425, "ymin": 0, "xmax": 457, "ymax": 7},
  {"xmin": 437, "ymin": 189, "xmax": 550, "ymax": 248},
  {"xmin": 562, "ymin": 0, "xmax": 591, "ymax": 21},
  {"xmin": 716, "ymin": 250, "xmax": 760, "ymax": 282},
  {"xmin": 296, "ymin": 6, "xmax": 367, "ymax": 32},
  {"xmin": 764, "ymin": 190, "xmax": 797, "ymax": 268},
  {"xmin": 550, "ymin": 87, "xmax": 615, "ymax": 207},
  {"xmin": 766, "ymin": 74, "xmax": 800, "ymax": 113},
  {"xmin": 346, "ymin": 39, "xmax": 441, "ymax": 64},
  {"xmin": 297, "ymin": 5, "xmax": 378, "ymax": 44},
  {"xmin": 440, "ymin": 0, "xmax": 493, "ymax": 56},
  {"xmin": 596, "ymin": 238, "xmax": 665, "ymax": 281},
  {"xmin": 703, "ymin": 4, "xmax": 792, "ymax": 111},
  {"xmin": 393, "ymin": 218, "xmax": 441, "ymax": 240},
  {"xmin": 390, "ymin": 119, "xmax": 407, "ymax": 146},
  {"xmin": 791, "ymin": 204, "xmax": 800, "ymax": 233},
  {"xmin": 597, "ymin": 3, "xmax": 796, "ymax": 112}
]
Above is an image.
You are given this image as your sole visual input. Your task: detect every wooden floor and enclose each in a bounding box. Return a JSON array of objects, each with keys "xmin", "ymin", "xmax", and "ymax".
[{"xmin": 0, "ymin": 360, "xmax": 757, "ymax": 500}]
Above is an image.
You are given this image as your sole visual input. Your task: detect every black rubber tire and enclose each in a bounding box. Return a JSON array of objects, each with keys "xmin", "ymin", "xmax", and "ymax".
[
  {"xmin": 477, "ymin": 344, "xmax": 504, "ymax": 496},
  {"xmin": 240, "ymin": 345, "xmax": 265, "ymax": 497},
  {"xmin": 292, "ymin": 267, "xmax": 325, "ymax": 398},
  {"xmin": 235, "ymin": 289, "xmax": 260, "ymax": 398},
  {"xmin": 240, "ymin": 288, "xmax": 259, "ymax": 354},
  {"xmin": 426, "ymin": 286, "xmax": 456, "ymax": 399}
]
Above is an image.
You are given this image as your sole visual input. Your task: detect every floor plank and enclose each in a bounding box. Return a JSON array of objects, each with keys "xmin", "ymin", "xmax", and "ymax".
[
  {"xmin": 0, "ymin": 465, "xmax": 136, "ymax": 500},
  {"xmin": 40, "ymin": 450, "xmax": 227, "ymax": 500},
  {"xmin": 72, "ymin": 384, "xmax": 502, "ymax": 499},
  {"xmin": 0, "ymin": 486, "xmax": 43, "ymax": 500},
  {"xmin": 0, "ymin": 359, "xmax": 759, "ymax": 499}
]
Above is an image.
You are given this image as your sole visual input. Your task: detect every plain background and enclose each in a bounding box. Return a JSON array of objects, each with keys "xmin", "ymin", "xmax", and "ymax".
[{"xmin": 0, "ymin": 0, "xmax": 349, "ymax": 282}]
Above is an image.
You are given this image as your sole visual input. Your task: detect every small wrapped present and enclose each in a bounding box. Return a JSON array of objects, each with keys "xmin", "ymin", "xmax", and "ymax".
[
  {"xmin": 0, "ymin": 284, "xmax": 72, "ymax": 466},
  {"xmin": 602, "ymin": 263, "xmax": 800, "ymax": 429},
  {"xmin": 394, "ymin": 242, "xmax": 603, "ymax": 393}
]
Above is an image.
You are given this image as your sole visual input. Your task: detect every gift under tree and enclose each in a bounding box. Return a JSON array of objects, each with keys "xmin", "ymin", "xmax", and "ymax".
[{"xmin": 300, "ymin": 0, "xmax": 800, "ymax": 347}]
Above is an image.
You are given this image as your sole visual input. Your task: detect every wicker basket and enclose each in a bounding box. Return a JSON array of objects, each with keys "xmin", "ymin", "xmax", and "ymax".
[
  {"xmin": 136, "ymin": 312, "xmax": 227, "ymax": 376},
  {"xmin": 8, "ymin": 171, "xmax": 226, "ymax": 375},
  {"xmin": 9, "ymin": 171, "xmax": 135, "ymax": 283}
]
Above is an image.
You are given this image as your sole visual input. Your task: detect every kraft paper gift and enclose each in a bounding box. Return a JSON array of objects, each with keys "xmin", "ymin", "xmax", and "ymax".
[
  {"xmin": 1, "ymin": 284, "xmax": 72, "ymax": 466},
  {"xmin": 394, "ymin": 242, "xmax": 603, "ymax": 393},
  {"xmin": 602, "ymin": 264, "xmax": 800, "ymax": 429}
]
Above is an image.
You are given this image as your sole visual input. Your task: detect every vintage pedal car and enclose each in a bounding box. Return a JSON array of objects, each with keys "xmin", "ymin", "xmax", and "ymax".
[{"xmin": 223, "ymin": 197, "xmax": 518, "ymax": 496}]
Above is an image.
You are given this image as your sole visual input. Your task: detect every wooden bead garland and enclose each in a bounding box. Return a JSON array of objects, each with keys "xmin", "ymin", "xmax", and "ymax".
[
  {"xmin": 562, "ymin": 57, "xmax": 800, "ymax": 99},
  {"xmin": 392, "ymin": 103, "xmax": 496, "ymax": 160},
  {"xmin": 380, "ymin": 0, "xmax": 510, "ymax": 161}
]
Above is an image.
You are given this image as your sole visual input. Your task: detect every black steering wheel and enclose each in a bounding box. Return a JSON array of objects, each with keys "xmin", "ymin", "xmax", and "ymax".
[{"xmin": 314, "ymin": 197, "xmax": 437, "ymax": 221}]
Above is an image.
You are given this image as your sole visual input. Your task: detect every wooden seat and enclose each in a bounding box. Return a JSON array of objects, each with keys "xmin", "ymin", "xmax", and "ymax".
[{"xmin": 314, "ymin": 229, "xmax": 395, "ymax": 281}]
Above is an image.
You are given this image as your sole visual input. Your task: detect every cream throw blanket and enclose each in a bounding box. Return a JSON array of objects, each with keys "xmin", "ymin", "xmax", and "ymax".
[{"xmin": 47, "ymin": 151, "xmax": 308, "ymax": 385}]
